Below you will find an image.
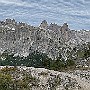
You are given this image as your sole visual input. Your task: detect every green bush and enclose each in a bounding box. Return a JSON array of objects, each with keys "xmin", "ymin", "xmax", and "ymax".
[{"xmin": 0, "ymin": 51, "xmax": 76, "ymax": 71}]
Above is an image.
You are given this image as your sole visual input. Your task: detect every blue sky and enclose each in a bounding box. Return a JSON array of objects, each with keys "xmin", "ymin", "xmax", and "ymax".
[{"xmin": 0, "ymin": 0, "xmax": 90, "ymax": 30}]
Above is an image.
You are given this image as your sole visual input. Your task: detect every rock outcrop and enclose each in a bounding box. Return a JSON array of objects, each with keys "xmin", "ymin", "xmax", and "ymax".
[
  {"xmin": 39, "ymin": 20, "xmax": 48, "ymax": 29},
  {"xmin": 0, "ymin": 19, "xmax": 90, "ymax": 60}
]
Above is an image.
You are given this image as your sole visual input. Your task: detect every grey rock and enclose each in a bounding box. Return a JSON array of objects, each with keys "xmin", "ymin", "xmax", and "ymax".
[{"xmin": 0, "ymin": 19, "xmax": 90, "ymax": 60}]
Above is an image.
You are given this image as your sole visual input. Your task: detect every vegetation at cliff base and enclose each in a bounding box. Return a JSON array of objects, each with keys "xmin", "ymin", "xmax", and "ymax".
[{"xmin": 0, "ymin": 51, "xmax": 76, "ymax": 71}]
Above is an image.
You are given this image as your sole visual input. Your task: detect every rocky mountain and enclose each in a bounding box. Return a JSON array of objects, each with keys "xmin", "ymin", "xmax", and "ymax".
[
  {"xmin": 0, "ymin": 19, "xmax": 90, "ymax": 64},
  {"xmin": 0, "ymin": 19, "xmax": 90, "ymax": 90}
]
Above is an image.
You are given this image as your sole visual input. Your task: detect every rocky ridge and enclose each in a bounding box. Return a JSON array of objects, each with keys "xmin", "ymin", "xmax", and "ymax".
[{"xmin": 0, "ymin": 19, "xmax": 90, "ymax": 59}]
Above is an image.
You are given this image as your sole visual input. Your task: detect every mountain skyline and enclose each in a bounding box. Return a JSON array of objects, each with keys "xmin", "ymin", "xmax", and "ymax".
[{"xmin": 0, "ymin": 0, "xmax": 90, "ymax": 30}]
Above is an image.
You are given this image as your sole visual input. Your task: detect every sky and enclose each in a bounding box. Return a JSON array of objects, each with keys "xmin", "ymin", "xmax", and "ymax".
[{"xmin": 0, "ymin": 0, "xmax": 90, "ymax": 30}]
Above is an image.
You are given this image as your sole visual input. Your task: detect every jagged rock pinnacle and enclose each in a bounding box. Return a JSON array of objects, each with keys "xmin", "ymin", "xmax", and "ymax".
[{"xmin": 39, "ymin": 20, "xmax": 48, "ymax": 29}]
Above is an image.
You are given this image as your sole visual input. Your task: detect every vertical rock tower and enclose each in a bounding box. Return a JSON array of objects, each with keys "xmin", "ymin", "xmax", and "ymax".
[
  {"xmin": 61, "ymin": 23, "xmax": 70, "ymax": 42},
  {"xmin": 39, "ymin": 20, "xmax": 48, "ymax": 29}
]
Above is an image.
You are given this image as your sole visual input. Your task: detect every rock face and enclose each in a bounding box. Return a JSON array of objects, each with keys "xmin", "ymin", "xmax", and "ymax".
[
  {"xmin": 39, "ymin": 20, "xmax": 48, "ymax": 29},
  {"xmin": 61, "ymin": 23, "xmax": 71, "ymax": 42},
  {"xmin": 0, "ymin": 19, "xmax": 90, "ymax": 59}
]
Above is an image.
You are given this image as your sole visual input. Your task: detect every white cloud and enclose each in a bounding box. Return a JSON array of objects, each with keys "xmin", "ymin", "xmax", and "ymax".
[
  {"xmin": 0, "ymin": 0, "xmax": 33, "ymax": 7},
  {"xmin": 0, "ymin": 0, "xmax": 90, "ymax": 30}
]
